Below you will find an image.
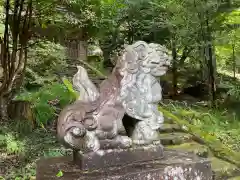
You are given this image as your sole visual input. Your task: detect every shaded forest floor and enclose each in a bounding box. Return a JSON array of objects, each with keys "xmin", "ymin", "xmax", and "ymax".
[{"xmin": 1, "ymin": 69, "xmax": 240, "ymax": 179}]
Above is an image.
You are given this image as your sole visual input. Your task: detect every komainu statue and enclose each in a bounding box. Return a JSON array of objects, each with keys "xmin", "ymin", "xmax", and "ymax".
[{"xmin": 57, "ymin": 41, "xmax": 171, "ymax": 153}]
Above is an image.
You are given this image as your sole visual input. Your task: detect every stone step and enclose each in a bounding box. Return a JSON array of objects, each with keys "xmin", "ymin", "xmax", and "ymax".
[
  {"xmin": 159, "ymin": 123, "xmax": 183, "ymax": 133},
  {"xmin": 165, "ymin": 142, "xmax": 209, "ymax": 158},
  {"xmin": 159, "ymin": 132, "xmax": 192, "ymax": 145},
  {"xmin": 166, "ymin": 143, "xmax": 240, "ymax": 179},
  {"xmin": 211, "ymin": 157, "xmax": 240, "ymax": 179}
]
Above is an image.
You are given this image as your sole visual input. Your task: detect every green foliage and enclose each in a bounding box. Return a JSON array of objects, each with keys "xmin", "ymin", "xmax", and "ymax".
[
  {"xmin": 0, "ymin": 5, "xmax": 4, "ymax": 38},
  {"xmin": 159, "ymin": 102, "xmax": 240, "ymax": 167},
  {"xmin": 56, "ymin": 170, "xmax": 64, "ymax": 177},
  {"xmin": 226, "ymin": 83, "xmax": 240, "ymax": 100},
  {"xmin": 62, "ymin": 77, "xmax": 79, "ymax": 99},
  {"xmin": 43, "ymin": 149, "xmax": 63, "ymax": 158},
  {"xmin": 160, "ymin": 101, "xmax": 240, "ymax": 151},
  {"xmin": 215, "ymin": 9, "xmax": 240, "ymax": 68},
  {"xmin": 0, "ymin": 124, "xmax": 62, "ymax": 179},
  {"xmin": 217, "ymin": 72, "xmax": 240, "ymax": 100},
  {"xmin": 0, "ymin": 134, "xmax": 5, "ymax": 146},
  {"xmin": 5, "ymin": 134, "xmax": 25, "ymax": 155},
  {"xmin": 87, "ymin": 56, "xmax": 108, "ymax": 77},
  {"xmin": 14, "ymin": 82, "xmax": 77, "ymax": 126},
  {"xmin": 14, "ymin": 120, "xmax": 34, "ymax": 135},
  {"xmin": 26, "ymin": 40, "xmax": 67, "ymax": 87}
]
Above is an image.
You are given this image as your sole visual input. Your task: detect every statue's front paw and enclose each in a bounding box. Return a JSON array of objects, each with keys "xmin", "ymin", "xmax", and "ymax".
[
  {"xmin": 116, "ymin": 135, "xmax": 132, "ymax": 148},
  {"xmin": 131, "ymin": 121, "xmax": 160, "ymax": 146},
  {"xmin": 85, "ymin": 131, "xmax": 100, "ymax": 152}
]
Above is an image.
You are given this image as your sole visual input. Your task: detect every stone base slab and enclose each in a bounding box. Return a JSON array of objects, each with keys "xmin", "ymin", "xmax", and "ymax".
[
  {"xmin": 73, "ymin": 144, "xmax": 164, "ymax": 170},
  {"xmin": 36, "ymin": 150, "xmax": 213, "ymax": 180}
]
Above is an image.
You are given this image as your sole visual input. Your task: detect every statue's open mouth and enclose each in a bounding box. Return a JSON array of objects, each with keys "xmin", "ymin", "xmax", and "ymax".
[{"xmin": 160, "ymin": 64, "xmax": 170, "ymax": 70}]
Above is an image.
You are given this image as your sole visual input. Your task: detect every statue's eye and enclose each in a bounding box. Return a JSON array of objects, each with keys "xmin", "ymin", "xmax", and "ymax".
[{"xmin": 151, "ymin": 62, "xmax": 159, "ymax": 65}]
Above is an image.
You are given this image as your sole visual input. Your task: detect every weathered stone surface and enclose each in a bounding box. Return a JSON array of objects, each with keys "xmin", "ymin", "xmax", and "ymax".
[
  {"xmin": 159, "ymin": 123, "xmax": 182, "ymax": 133},
  {"xmin": 211, "ymin": 157, "xmax": 240, "ymax": 179},
  {"xmin": 36, "ymin": 150, "xmax": 213, "ymax": 180},
  {"xmin": 159, "ymin": 132, "xmax": 192, "ymax": 145},
  {"xmin": 73, "ymin": 145, "xmax": 164, "ymax": 170},
  {"xmin": 166, "ymin": 142, "xmax": 209, "ymax": 158}
]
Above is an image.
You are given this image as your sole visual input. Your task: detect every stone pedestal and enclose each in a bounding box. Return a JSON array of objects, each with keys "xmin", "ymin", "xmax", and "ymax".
[
  {"xmin": 73, "ymin": 145, "xmax": 164, "ymax": 170},
  {"xmin": 36, "ymin": 149, "xmax": 213, "ymax": 180}
]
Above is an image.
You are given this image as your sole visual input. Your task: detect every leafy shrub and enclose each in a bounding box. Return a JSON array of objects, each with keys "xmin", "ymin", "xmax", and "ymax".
[
  {"xmin": 5, "ymin": 134, "xmax": 25, "ymax": 155},
  {"xmin": 14, "ymin": 120, "xmax": 34, "ymax": 135},
  {"xmin": 14, "ymin": 80, "xmax": 78, "ymax": 127},
  {"xmin": 26, "ymin": 40, "xmax": 67, "ymax": 88},
  {"xmin": 0, "ymin": 131, "xmax": 26, "ymax": 155},
  {"xmin": 227, "ymin": 84, "xmax": 240, "ymax": 100},
  {"xmin": 161, "ymin": 101, "xmax": 240, "ymax": 151}
]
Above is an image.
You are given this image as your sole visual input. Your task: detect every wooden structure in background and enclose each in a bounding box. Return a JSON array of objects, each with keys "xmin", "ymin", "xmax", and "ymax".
[
  {"xmin": 32, "ymin": 25, "xmax": 88, "ymax": 62},
  {"xmin": 65, "ymin": 40, "xmax": 87, "ymax": 61}
]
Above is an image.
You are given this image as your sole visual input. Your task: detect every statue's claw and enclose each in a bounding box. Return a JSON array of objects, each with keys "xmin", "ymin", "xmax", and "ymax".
[
  {"xmin": 72, "ymin": 127, "xmax": 86, "ymax": 137},
  {"xmin": 116, "ymin": 135, "xmax": 132, "ymax": 148}
]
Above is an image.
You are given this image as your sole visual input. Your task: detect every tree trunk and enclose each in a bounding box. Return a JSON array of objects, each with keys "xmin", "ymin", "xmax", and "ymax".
[
  {"xmin": 205, "ymin": 17, "xmax": 216, "ymax": 107},
  {"xmin": 171, "ymin": 38, "xmax": 178, "ymax": 97},
  {"xmin": 0, "ymin": 95, "xmax": 9, "ymax": 121},
  {"xmin": 232, "ymin": 43, "xmax": 236, "ymax": 79},
  {"xmin": 8, "ymin": 100, "xmax": 35, "ymax": 128},
  {"xmin": 0, "ymin": 0, "xmax": 33, "ymax": 121}
]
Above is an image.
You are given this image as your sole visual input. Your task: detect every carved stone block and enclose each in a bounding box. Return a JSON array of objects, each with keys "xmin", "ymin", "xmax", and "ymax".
[
  {"xmin": 36, "ymin": 150, "xmax": 213, "ymax": 180},
  {"xmin": 73, "ymin": 145, "xmax": 164, "ymax": 170}
]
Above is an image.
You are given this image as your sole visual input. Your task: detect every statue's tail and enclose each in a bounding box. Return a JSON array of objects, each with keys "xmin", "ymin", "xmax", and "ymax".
[
  {"xmin": 73, "ymin": 66, "xmax": 100, "ymax": 102},
  {"xmin": 57, "ymin": 101, "xmax": 99, "ymax": 151}
]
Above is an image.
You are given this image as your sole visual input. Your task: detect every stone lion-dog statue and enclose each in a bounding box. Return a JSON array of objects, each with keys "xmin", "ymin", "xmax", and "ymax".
[{"xmin": 57, "ymin": 41, "xmax": 171, "ymax": 153}]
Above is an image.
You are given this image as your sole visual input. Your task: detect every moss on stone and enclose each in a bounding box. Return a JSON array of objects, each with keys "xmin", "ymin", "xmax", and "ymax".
[
  {"xmin": 159, "ymin": 132, "xmax": 192, "ymax": 145},
  {"xmin": 166, "ymin": 142, "xmax": 209, "ymax": 157},
  {"xmin": 158, "ymin": 106, "xmax": 240, "ymax": 168},
  {"xmin": 159, "ymin": 123, "xmax": 182, "ymax": 133},
  {"xmin": 228, "ymin": 176, "xmax": 240, "ymax": 180},
  {"xmin": 211, "ymin": 157, "xmax": 240, "ymax": 179}
]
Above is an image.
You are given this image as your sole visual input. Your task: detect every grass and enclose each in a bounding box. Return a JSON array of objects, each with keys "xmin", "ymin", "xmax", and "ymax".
[
  {"xmin": 0, "ymin": 122, "xmax": 71, "ymax": 179},
  {"xmin": 163, "ymin": 101, "xmax": 240, "ymax": 151},
  {"xmin": 160, "ymin": 100, "xmax": 240, "ymax": 167}
]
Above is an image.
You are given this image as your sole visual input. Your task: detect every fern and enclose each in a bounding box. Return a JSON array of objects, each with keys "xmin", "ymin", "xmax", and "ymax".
[
  {"xmin": 159, "ymin": 102, "xmax": 240, "ymax": 167},
  {"xmin": 5, "ymin": 134, "xmax": 25, "ymax": 155},
  {"xmin": 61, "ymin": 77, "xmax": 79, "ymax": 100},
  {"xmin": 15, "ymin": 82, "xmax": 78, "ymax": 126},
  {"xmin": 0, "ymin": 134, "xmax": 5, "ymax": 146}
]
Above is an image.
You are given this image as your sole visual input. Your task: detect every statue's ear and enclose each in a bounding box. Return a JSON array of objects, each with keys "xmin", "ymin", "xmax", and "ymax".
[
  {"xmin": 132, "ymin": 42, "xmax": 151, "ymax": 73},
  {"xmin": 123, "ymin": 46, "xmax": 139, "ymax": 73},
  {"xmin": 132, "ymin": 42, "xmax": 148, "ymax": 61}
]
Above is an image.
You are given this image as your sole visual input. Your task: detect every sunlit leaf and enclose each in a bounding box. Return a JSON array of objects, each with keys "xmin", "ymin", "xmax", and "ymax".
[{"xmin": 56, "ymin": 170, "xmax": 64, "ymax": 177}]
